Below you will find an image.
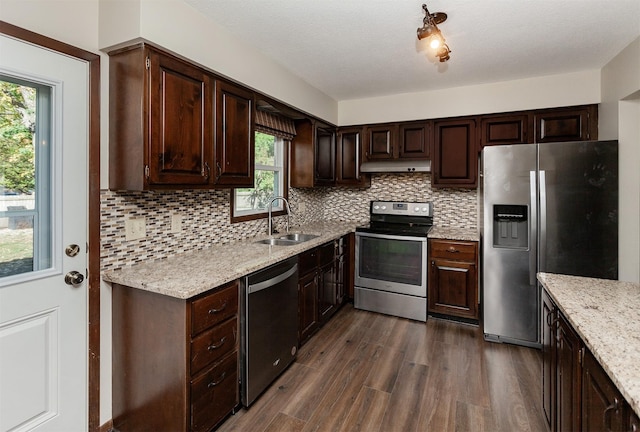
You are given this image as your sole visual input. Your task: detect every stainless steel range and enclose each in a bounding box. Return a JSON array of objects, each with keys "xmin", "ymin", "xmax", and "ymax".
[{"xmin": 354, "ymin": 201, "xmax": 433, "ymax": 322}]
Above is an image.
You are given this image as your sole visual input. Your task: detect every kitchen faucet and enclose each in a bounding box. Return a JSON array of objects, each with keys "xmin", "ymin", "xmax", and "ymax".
[{"xmin": 267, "ymin": 196, "xmax": 292, "ymax": 236}]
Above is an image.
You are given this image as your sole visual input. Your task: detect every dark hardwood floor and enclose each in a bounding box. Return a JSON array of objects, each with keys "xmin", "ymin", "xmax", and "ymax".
[{"xmin": 219, "ymin": 304, "xmax": 546, "ymax": 432}]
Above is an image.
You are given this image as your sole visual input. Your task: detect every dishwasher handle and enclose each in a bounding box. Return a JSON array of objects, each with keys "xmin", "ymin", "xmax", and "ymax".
[{"xmin": 247, "ymin": 263, "xmax": 298, "ymax": 294}]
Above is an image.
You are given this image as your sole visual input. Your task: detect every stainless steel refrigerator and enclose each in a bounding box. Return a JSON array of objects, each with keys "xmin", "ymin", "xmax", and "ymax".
[{"xmin": 481, "ymin": 141, "xmax": 618, "ymax": 347}]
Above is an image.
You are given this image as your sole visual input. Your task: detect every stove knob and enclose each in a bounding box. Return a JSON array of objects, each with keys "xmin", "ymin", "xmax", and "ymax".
[
  {"xmin": 422, "ymin": 207, "xmax": 428, "ymax": 212},
  {"xmin": 373, "ymin": 205, "xmax": 380, "ymax": 210},
  {"xmin": 414, "ymin": 207, "xmax": 420, "ymax": 212},
  {"xmin": 381, "ymin": 205, "xmax": 387, "ymax": 210}
]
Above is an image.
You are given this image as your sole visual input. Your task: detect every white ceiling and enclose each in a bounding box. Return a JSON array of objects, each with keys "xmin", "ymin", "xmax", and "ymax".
[{"xmin": 184, "ymin": 0, "xmax": 640, "ymax": 101}]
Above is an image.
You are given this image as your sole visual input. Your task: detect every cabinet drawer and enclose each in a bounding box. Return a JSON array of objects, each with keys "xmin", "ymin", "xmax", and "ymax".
[
  {"xmin": 190, "ymin": 352, "xmax": 238, "ymax": 432},
  {"xmin": 299, "ymin": 248, "xmax": 318, "ymax": 275},
  {"xmin": 191, "ymin": 281, "xmax": 238, "ymax": 335},
  {"xmin": 429, "ymin": 240, "xmax": 477, "ymax": 261},
  {"xmin": 191, "ymin": 317, "xmax": 237, "ymax": 375}
]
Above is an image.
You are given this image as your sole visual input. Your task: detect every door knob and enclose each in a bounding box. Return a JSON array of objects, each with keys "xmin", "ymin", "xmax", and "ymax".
[{"xmin": 65, "ymin": 271, "xmax": 84, "ymax": 286}]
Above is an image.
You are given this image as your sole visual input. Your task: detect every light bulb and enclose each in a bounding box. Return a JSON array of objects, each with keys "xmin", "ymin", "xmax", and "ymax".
[{"xmin": 429, "ymin": 37, "xmax": 441, "ymax": 49}]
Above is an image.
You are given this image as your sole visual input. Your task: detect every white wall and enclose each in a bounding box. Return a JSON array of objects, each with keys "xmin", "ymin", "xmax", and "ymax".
[
  {"xmin": 601, "ymin": 37, "xmax": 640, "ymax": 282},
  {"xmin": 99, "ymin": 0, "xmax": 338, "ymax": 128},
  {"xmin": 338, "ymin": 70, "xmax": 601, "ymax": 125}
]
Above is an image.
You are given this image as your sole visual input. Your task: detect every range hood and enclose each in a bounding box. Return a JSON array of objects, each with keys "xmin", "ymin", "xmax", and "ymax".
[{"xmin": 360, "ymin": 160, "xmax": 431, "ymax": 173}]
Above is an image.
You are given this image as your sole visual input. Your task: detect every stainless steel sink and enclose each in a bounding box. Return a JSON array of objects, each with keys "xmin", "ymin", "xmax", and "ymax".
[
  {"xmin": 278, "ymin": 233, "xmax": 319, "ymax": 242},
  {"xmin": 254, "ymin": 238, "xmax": 299, "ymax": 246}
]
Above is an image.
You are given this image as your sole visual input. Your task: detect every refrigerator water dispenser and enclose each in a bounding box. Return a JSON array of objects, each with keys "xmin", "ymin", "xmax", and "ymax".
[{"xmin": 493, "ymin": 205, "xmax": 528, "ymax": 249}]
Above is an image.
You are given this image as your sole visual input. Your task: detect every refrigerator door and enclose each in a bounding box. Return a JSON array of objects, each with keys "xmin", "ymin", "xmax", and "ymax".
[
  {"xmin": 538, "ymin": 140, "xmax": 618, "ymax": 279},
  {"xmin": 482, "ymin": 144, "xmax": 540, "ymax": 346}
]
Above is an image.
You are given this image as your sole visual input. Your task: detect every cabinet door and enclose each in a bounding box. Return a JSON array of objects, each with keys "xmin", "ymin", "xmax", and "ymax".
[
  {"xmin": 335, "ymin": 252, "xmax": 345, "ymax": 306},
  {"xmin": 535, "ymin": 106, "xmax": 597, "ymax": 143},
  {"xmin": 318, "ymin": 261, "xmax": 337, "ymax": 323},
  {"xmin": 290, "ymin": 119, "xmax": 314, "ymax": 188},
  {"xmin": 428, "ymin": 258, "xmax": 478, "ymax": 319},
  {"xmin": 298, "ymin": 272, "xmax": 318, "ymax": 345},
  {"xmin": 214, "ymin": 80, "xmax": 254, "ymax": 187},
  {"xmin": 315, "ymin": 125, "xmax": 336, "ymax": 186},
  {"xmin": 148, "ymin": 50, "xmax": 213, "ymax": 186},
  {"xmin": 336, "ymin": 127, "xmax": 370, "ymax": 187},
  {"xmin": 542, "ymin": 289, "xmax": 557, "ymax": 430},
  {"xmin": 398, "ymin": 121, "xmax": 430, "ymax": 159},
  {"xmin": 556, "ymin": 313, "xmax": 582, "ymax": 432},
  {"xmin": 582, "ymin": 349, "xmax": 625, "ymax": 432},
  {"xmin": 363, "ymin": 124, "xmax": 397, "ymax": 160},
  {"xmin": 432, "ymin": 118, "xmax": 478, "ymax": 188},
  {"xmin": 480, "ymin": 113, "xmax": 532, "ymax": 148}
]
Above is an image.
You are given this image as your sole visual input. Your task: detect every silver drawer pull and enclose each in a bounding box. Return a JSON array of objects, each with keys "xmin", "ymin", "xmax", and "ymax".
[
  {"xmin": 207, "ymin": 371, "xmax": 226, "ymax": 388},
  {"xmin": 208, "ymin": 301, "xmax": 227, "ymax": 314},
  {"xmin": 207, "ymin": 337, "xmax": 227, "ymax": 351}
]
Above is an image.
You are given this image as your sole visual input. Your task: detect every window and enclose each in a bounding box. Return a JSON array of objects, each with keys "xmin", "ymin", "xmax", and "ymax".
[
  {"xmin": 231, "ymin": 131, "xmax": 287, "ymax": 221},
  {"xmin": 0, "ymin": 76, "xmax": 52, "ymax": 278}
]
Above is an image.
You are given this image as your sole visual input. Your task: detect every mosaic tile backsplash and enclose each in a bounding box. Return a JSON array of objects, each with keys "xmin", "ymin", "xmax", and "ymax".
[{"xmin": 100, "ymin": 173, "xmax": 478, "ymax": 272}]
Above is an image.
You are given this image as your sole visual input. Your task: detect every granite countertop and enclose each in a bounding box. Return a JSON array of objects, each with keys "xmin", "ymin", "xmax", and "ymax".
[
  {"xmin": 103, "ymin": 221, "xmax": 359, "ymax": 300},
  {"xmin": 428, "ymin": 226, "xmax": 480, "ymax": 242},
  {"xmin": 537, "ymin": 273, "xmax": 640, "ymax": 417}
]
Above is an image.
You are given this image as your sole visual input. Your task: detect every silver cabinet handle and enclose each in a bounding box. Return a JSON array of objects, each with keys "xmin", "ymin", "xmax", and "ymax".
[
  {"xmin": 207, "ymin": 337, "xmax": 226, "ymax": 351},
  {"xmin": 207, "ymin": 371, "xmax": 226, "ymax": 388},
  {"xmin": 208, "ymin": 301, "xmax": 227, "ymax": 315}
]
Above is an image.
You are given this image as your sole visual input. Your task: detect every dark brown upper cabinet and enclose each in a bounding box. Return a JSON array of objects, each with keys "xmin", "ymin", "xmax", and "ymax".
[
  {"xmin": 315, "ymin": 124, "xmax": 337, "ymax": 186},
  {"xmin": 534, "ymin": 105, "xmax": 597, "ymax": 143},
  {"xmin": 109, "ymin": 44, "xmax": 214, "ymax": 190},
  {"xmin": 213, "ymin": 80, "xmax": 255, "ymax": 187},
  {"xmin": 398, "ymin": 121, "xmax": 431, "ymax": 159},
  {"xmin": 432, "ymin": 118, "xmax": 478, "ymax": 188},
  {"xmin": 290, "ymin": 119, "xmax": 336, "ymax": 187},
  {"xmin": 362, "ymin": 121, "xmax": 430, "ymax": 162},
  {"xmin": 363, "ymin": 124, "xmax": 397, "ymax": 160},
  {"xmin": 336, "ymin": 127, "xmax": 370, "ymax": 187},
  {"xmin": 480, "ymin": 113, "xmax": 533, "ymax": 148}
]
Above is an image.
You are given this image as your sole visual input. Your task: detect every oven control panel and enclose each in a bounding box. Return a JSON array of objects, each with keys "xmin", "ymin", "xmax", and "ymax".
[{"xmin": 370, "ymin": 201, "xmax": 433, "ymax": 217}]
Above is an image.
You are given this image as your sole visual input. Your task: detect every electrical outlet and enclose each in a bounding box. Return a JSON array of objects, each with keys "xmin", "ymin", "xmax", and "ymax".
[
  {"xmin": 125, "ymin": 217, "xmax": 146, "ymax": 241},
  {"xmin": 170, "ymin": 213, "xmax": 182, "ymax": 233}
]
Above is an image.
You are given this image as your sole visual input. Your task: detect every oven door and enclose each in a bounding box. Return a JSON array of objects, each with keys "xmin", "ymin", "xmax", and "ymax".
[{"xmin": 355, "ymin": 231, "xmax": 427, "ymax": 297}]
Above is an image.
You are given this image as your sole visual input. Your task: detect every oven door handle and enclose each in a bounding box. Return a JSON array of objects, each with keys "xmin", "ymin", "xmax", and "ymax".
[{"xmin": 354, "ymin": 231, "xmax": 429, "ymax": 243}]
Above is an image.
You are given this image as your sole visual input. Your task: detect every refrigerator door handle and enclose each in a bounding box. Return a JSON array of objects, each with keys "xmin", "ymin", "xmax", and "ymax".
[
  {"xmin": 529, "ymin": 170, "xmax": 537, "ymax": 286},
  {"xmin": 539, "ymin": 170, "xmax": 547, "ymax": 274}
]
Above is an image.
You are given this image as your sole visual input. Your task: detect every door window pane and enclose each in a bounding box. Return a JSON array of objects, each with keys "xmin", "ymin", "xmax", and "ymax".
[{"xmin": 0, "ymin": 77, "xmax": 51, "ymax": 278}]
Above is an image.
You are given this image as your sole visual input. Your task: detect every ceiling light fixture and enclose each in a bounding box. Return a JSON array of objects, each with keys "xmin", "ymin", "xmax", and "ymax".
[{"xmin": 417, "ymin": 3, "xmax": 451, "ymax": 62}]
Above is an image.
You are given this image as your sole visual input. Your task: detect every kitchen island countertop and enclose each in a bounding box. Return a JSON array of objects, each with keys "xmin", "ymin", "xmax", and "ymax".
[
  {"xmin": 103, "ymin": 221, "xmax": 358, "ymax": 299},
  {"xmin": 538, "ymin": 272, "xmax": 640, "ymax": 417}
]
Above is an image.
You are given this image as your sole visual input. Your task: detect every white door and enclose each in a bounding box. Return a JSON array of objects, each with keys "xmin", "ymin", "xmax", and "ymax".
[{"xmin": 0, "ymin": 34, "xmax": 89, "ymax": 432}]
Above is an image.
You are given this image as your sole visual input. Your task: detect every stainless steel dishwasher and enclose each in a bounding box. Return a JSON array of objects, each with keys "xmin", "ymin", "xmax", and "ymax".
[{"xmin": 240, "ymin": 256, "xmax": 298, "ymax": 406}]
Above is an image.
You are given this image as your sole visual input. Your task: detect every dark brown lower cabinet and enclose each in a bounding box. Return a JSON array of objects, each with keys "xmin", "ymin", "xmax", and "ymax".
[
  {"xmin": 542, "ymin": 288, "xmax": 639, "ymax": 432},
  {"xmin": 427, "ymin": 239, "xmax": 479, "ymax": 321},
  {"xmin": 298, "ymin": 248, "xmax": 319, "ymax": 345},
  {"xmin": 556, "ymin": 313, "xmax": 582, "ymax": 432},
  {"xmin": 542, "ymin": 289, "xmax": 557, "ymax": 429},
  {"xmin": 112, "ymin": 280, "xmax": 239, "ymax": 432},
  {"xmin": 298, "ymin": 236, "xmax": 350, "ymax": 345},
  {"xmin": 582, "ymin": 349, "xmax": 625, "ymax": 432},
  {"xmin": 318, "ymin": 242, "xmax": 338, "ymax": 323}
]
